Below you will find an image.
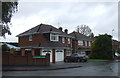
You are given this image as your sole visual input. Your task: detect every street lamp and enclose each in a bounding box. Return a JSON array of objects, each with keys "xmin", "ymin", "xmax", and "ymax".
[{"xmin": 112, "ymin": 29, "xmax": 114, "ymax": 59}]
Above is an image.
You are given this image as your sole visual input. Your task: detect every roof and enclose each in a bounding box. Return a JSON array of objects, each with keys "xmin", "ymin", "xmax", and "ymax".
[
  {"xmin": 20, "ymin": 41, "xmax": 71, "ymax": 49},
  {"xmin": 6, "ymin": 44, "xmax": 20, "ymax": 49},
  {"xmin": 17, "ymin": 24, "xmax": 72, "ymax": 37},
  {"xmin": 113, "ymin": 40, "xmax": 119, "ymax": 45},
  {"xmin": 69, "ymin": 32, "xmax": 93, "ymax": 41}
]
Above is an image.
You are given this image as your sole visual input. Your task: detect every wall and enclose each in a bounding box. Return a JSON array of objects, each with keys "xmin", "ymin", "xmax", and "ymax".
[
  {"xmin": 59, "ymin": 36, "xmax": 72, "ymax": 48},
  {"xmin": 68, "ymin": 38, "xmax": 72, "ymax": 48},
  {"xmin": 59, "ymin": 36, "xmax": 62, "ymax": 43},
  {"xmin": 2, "ymin": 54, "xmax": 50, "ymax": 66},
  {"xmin": 19, "ymin": 34, "xmax": 48, "ymax": 47},
  {"xmin": 43, "ymin": 33, "xmax": 50, "ymax": 41}
]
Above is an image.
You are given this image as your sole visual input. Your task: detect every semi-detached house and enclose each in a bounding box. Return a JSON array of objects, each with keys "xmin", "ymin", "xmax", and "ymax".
[
  {"xmin": 17, "ymin": 24, "xmax": 73, "ymax": 63},
  {"xmin": 17, "ymin": 23, "xmax": 94, "ymax": 63},
  {"xmin": 69, "ymin": 32, "xmax": 94, "ymax": 55}
]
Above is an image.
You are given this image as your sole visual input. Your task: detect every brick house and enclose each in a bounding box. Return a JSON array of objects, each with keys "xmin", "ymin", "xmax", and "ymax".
[
  {"xmin": 17, "ymin": 24, "xmax": 73, "ymax": 63},
  {"xmin": 112, "ymin": 40, "xmax": 120, "ymax": 52},
  {"xmin": 119, "ymin": 41, "xmax": 120, "ymax": 52},
  {"xmin": 69, "ymin": 31, "xmax": 94, "ymax": 55}
]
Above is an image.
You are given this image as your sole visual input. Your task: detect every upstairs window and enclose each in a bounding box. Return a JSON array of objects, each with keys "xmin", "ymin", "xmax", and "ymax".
[
  {"xmin": 78, "ymin": 40, "xmax": 83, "ymax": 46},
  {"xmin": 62, "ymin": 37, "xmax": 65, "ymax": 43},
  {"xmin": 29, "ymin": 35, "xmax": 32, "ymax": 41},
  {"xmin": 85, "ymin": 41, "xmax": 87, "ymax": 46},
  {"xmin": 87, "ymin": 41, "xmax": 89, "ymax": 46},
  {"xmin": 50, "ymin": 33, "xmax": 58, "ymax": 41},
  {"xmin": 68, "ymin": 38, "xmax": 70, "ymax": 44},
  {"xmin": 89, "ymin": 41, "xmax": 91, "ymax": 46}
]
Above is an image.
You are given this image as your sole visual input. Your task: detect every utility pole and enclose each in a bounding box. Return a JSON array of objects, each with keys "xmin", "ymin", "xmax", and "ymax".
[{"xmin": 112, "ymin": 29, "xmax": 115, "ymax": 59}]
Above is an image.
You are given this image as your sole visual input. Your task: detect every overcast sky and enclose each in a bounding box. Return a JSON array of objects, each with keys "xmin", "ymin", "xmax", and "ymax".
[{"xmin": 0, "ymin": 1, "xmax": 118, "ymax": 42}]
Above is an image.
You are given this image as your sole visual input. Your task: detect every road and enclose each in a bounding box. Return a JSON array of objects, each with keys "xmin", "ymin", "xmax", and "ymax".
[{"xmin": 2, "ymin": 61, "xmax": 119, "ymax": 76}]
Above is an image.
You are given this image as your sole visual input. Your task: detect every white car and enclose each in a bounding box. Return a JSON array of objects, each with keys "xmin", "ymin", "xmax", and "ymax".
[{"xmin": 115, "ymin": 53, "xmax": 120, "ymax": 57}]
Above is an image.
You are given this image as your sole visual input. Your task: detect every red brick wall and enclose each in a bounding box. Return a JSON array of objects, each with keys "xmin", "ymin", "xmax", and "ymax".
[
  {"xmin": 35, "ymin": 49, "xmax": 41, "ymax": 56},
  {"xmin": 65, "ymin": 38, "xmax": 67, "ymax": 45},
  {"xmin": 59, "ymin": 37, "xmax": 72, "ymax": 47},
  {"xmin": 64, "ymin": 49, "xmax": 66, "ymax": 57},
  {"xmin": 59, "ymin": 36, "xmax": 62, "ymax": 42},
  {"xmin": 113, "ymin": 45, "xmax": 119, "ymax": 50},
  {"xmin": 19, "ymin": 34, "xmax": 48, "ymax": 47},
  {"xmin": 76, "ymin": 40, "xmax": 78, "ymax": 48},
  {"xmin": 71, "ymin": 39, "xmax": 76, "ymax": 53},
  {"xmin": 52, "ymin": 49, "xmax": 55, "ymax": 63},
  {"xmin": 87, "ymin": 41, "xmax": 89, "ymax": 46}
]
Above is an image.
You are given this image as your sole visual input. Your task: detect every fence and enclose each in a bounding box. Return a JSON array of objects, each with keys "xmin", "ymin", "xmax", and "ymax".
[{"xmin": 2, "ymin": 53, "xmax": 50, "ymax": 66}]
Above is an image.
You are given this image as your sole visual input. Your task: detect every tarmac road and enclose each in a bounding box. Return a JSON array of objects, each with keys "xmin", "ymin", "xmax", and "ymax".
[{"xmin": 2, "ymin": 61, "xmax": 119, "ymax": 76}]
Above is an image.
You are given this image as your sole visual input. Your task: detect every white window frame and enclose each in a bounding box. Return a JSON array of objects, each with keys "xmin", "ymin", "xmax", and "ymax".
[
  {"xmin": 85, "ymin": 41, "xmax": 87, "ymax": 46},
  {"xmin": 62, "ymin": 37, "xmax": 65, "ymax": 43},
  {"xmin": 89, "ymin": 41, "xmax": 91, "ymax": 46},
  {"xmin": 68, "ymin": 38, "xmax": 70, "ymax": 44},
  {"xmin": 50, "ymin": 33, "xmax": 58, "ymax": 41},
  {"xmin": 78, "ymin": 40, "xmax": 83, "ymax": 46},
  {"xmin": 29, "ymin": 35, "xmax": 32, "ymax": 41}
]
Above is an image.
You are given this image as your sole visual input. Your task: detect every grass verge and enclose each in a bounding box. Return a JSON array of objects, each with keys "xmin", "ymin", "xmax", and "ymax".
[{"xmin": 88, "ymin": 59, "xmax": 111, "ymax": 62}]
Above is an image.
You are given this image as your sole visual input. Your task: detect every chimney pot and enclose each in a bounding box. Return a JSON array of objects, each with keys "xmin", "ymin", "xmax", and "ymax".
[
  {"xmin": 59, "ymin": 27, "xmax": 63, "ymax": 31},
  {"xmin": 64, "ymin": 29, "xmax": 68, "ymax": 34}
]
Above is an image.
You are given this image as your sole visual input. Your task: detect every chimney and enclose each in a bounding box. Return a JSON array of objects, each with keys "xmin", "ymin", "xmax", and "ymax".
[
  {"xmin": 64, "ymin": 29, "xmax": 68, "ymax": 34},
  {"xmin": 59, "ymin": 27, "xmax": 62, "ymax": 31}
]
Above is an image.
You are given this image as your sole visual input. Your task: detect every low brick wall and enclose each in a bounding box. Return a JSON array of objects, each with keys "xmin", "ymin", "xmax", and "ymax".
[
  {"xmin": 2, "ymin": 53, "xmax": 50, "ymax": 66},
  {"xmin": 114, "ymin": 56, "xmax": 120, "ymax": 60}
]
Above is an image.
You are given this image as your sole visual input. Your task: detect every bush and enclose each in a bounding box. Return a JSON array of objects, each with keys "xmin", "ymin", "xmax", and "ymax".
[
  {"xmin": 2, "ymin": 44, "xmax": 10, "ymax": 52},
  {"xmin": 90, "ymin": 34, "xmax": 112, "ymax": 59}
]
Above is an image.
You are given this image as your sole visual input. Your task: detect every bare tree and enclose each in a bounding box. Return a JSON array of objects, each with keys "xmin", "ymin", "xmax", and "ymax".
[{"xmin": 76, "ymin": 25, "xmax": 92, "ymax": 36}]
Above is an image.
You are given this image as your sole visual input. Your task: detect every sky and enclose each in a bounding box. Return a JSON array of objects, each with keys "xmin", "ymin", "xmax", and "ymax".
[{"xmin": 0, "ymin": 0, "xmax": 118, "ymax": 42}]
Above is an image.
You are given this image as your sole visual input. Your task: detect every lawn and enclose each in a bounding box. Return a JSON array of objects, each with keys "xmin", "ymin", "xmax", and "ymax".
[{"xmin": 88, "ymin": 59, "xmax": 111, "ymax": 62}]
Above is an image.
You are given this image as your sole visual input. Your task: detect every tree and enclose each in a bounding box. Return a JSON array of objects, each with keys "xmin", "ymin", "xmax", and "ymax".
[
  {"xmin": 76, "ymin": 25, "xmax": 92, "ymax": 36},
  {"xmin": 1, "ymin": 1, "xmax": 18, "ymax": 37},
  {"xmin": 2, "ymin": 43, "xmax": 10, "ymax": 51},
  {"xmin": 90, "ymin": 34, "xmax": 112, "ymax": 59}
]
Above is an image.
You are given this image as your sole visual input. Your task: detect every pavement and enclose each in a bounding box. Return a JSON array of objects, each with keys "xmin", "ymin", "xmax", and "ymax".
[{"xmin": 2, "ymin": 61, "xmax": 115, "ymax": 71}]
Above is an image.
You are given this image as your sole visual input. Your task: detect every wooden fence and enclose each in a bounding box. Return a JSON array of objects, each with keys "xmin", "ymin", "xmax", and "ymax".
[{"xmin": 2, "ymin": 53, "xmax": 50, "ymax": 66}]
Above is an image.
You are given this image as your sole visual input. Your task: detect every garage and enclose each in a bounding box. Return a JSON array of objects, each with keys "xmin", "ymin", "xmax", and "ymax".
[
  {"xmin": 41, "ymin": 49, "xmax": 52, "ymax": 62},
  {"xmin": 55, "ymin": 50, "xmax": 64, "ymax": 62}
]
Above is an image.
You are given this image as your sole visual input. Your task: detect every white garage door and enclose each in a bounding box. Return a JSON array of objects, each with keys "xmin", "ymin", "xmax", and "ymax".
[
  {"xmin": 42, "ymin": 49, "xmax": 52, "ymax": 62},
  {"xmin": 55, "ymin": 50, "xmax": 64, "ymax": 62}
]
